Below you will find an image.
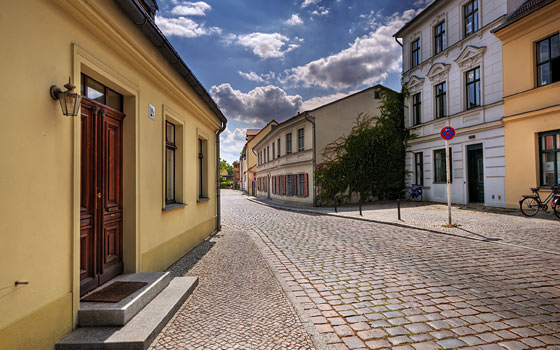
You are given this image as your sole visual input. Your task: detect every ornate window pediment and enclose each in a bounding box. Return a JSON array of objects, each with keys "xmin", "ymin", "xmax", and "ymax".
[
  {"xmin": 455, "ymin": 45, "xmax": 486, "ymax": 70},
  {"xmin": 406, "ymin": 75, "xmax": 425, "ymax": 94},
  {"xmin": 427, "ymin": 63, "xmax": 450, "ymax": 83}
]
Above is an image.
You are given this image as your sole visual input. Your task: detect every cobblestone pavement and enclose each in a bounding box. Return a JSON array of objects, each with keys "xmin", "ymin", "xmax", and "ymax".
[
  {"xmin": 149, "ymin": 228, "xmax": 315, "ymax": 349},
  {"xmin": 225, "ymin": 190, "xmax": 560, "ymax": 350},
  {"xmin": 250, "ymin": 197, "xmax": 560, "ymax": 255}
]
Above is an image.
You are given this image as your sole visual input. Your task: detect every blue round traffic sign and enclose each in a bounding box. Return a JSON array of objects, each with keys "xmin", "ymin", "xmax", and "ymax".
[{"xmin": 440, "ymin": 127, "xmax": 455, "ymax": 140}]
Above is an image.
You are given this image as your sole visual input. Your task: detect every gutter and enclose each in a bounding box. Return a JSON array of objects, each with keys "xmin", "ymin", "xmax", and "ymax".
[
  {"xmin": 216, "ymin": 120, "xmax": 227, "ymax": 231},
  {"xmin": 303, "ymin": 112, "xmax": 317, "ymax": 207}
]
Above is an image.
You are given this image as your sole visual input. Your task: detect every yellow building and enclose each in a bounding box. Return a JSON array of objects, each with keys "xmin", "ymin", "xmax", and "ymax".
[
  {"xmin": 0, "ymin": 1, "xmax": 226, "ymax": 349},
  {"xmin": 240, "ymin": 121, "xmax": 278, "ymax": 196},
  {"xmin": 493, "ymin": 0, "xmax": 560, "ymax": 207}
]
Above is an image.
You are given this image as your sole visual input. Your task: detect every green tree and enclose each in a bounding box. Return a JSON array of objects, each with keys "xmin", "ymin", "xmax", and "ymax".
[{"xmin": 316, "ymin": 87, "xmax": 410, "ymax": 204}]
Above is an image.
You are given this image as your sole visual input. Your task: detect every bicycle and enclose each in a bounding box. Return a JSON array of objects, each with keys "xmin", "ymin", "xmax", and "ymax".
[
  {"xmin": 403, "ymin": 184, "xmax": 423, "ymax": 202},
  {"xmin": 519, "ymin": 185, "xmax": 560, "ymax": 219}
]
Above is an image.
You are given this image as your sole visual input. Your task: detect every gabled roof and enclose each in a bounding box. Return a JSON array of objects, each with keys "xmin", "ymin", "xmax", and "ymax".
[
  {"xmin": 492, "ymin": 0, "xmax": 556, "ymax": 33},
  {"xmin": 115, "ymin": 0, "xmax": 226, "ymax": 126}
]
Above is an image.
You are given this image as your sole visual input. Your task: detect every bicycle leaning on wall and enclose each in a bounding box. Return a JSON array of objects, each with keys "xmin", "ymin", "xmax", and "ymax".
[{"xmin": 519, "ymin": 185, "xmax": 560, "ymax": 219}]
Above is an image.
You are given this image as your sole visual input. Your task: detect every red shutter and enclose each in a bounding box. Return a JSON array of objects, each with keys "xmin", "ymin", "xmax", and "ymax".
[{"xmin": 304, "ymin": 173, "xmax": 309, "ymax": 197}]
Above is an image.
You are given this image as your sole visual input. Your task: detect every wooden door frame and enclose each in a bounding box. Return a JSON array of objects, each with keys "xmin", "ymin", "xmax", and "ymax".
[{"xmin": 71, "ymin": 45, "xmax": 140, "ymax": 327}]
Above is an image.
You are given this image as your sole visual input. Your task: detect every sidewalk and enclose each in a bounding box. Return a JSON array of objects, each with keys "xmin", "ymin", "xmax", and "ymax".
[{"xmin": 248, "ymin": 196, "xmax": 560, "ymax": 255}]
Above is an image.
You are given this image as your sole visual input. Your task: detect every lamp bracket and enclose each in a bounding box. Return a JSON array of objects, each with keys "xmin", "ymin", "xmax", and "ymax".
[{"xmin": 50, "ymin": 85, "xmax": 63, "ymax": 100}]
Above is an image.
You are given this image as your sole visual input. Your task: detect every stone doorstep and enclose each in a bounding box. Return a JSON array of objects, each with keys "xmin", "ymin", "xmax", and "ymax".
[
  {"xmin": 79, "ymin": 272, "xmax": 172, "ymax": 327},
  {"xmin": 56, "ymin": 276, "xmax": 198, "ymax": 350}
]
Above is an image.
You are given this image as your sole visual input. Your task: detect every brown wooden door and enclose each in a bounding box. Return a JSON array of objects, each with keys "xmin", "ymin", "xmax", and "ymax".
[{"xmin": 80, "ymin": 97, "xmax": 125, "ymax": 296}]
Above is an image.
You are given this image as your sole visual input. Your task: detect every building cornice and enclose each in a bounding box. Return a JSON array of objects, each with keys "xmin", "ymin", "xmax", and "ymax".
[{"xmin": 402, "ymin": 15, "xmax": 505, "ymax": 78}]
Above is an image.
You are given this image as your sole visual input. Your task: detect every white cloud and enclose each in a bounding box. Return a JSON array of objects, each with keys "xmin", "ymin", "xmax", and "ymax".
[
  {"xmin": 238, "ymin": 71, "xmax": 265, "ymax": 83},
  {"xmin": 155, "ymin": 16, "xmax": 221, "ymax": 38},
  {"xmin": 311, "ymin": 7, "xmax": 329, "ymax": 16},
  {"xmin": 300, "ymin": 91, "xmax": 358, "ymax": 111},
  {"xmin": 220, "ymin": 127, "xmax": 247, "ymax": 163},
  {"xmin": 210, "ymin": 84, "xmax": 303, "ymax": 125},
  {"xmin": 171, "ymin": 1, "xmax": 212, "ymax": 16},
  {"xmin": 301, "ymin": 0, "xmax": 321, "ymax": 8},
  {"xmin": 229, "ymin": 32, "xmax": 300, "ymax": 59},
  {"xmin": 238, "ymin": 71, "xmax": 277, "ymax": 83},
  {"xmin": 284, "ymin": 14, "xmax": 303, "ymax": 26},
  {"xmin": 283, "ymin": 9, "xmax": 419, "ymax": 89}
]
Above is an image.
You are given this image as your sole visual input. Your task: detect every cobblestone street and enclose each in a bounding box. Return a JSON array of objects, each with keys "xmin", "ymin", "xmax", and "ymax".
[{"xmin": 153, "ymin": 190, "xmax": 560, "ymax": 349}]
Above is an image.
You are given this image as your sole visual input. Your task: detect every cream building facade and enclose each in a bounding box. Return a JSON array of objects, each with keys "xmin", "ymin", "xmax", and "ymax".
[
  {"xmin": 0, "ymin": 1, "xmax": 226, "ymax": 349},
  {"xmin": 395, "ymin": 0, "xmax": 509, "ymax": 207},
  {"xmin": 253, "ymin": 86, "xmax": 391, "ymax": 206},
  {"xmin": 493, "ymin": 0, "xmax": 560, "ymax": 207}
]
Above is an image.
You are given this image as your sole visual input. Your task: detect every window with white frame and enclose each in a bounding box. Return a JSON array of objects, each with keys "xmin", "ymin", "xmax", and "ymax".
[
  {"xmin": 434, "ymin": 148, "xmax": 452, "ymax": 183},
  {"xmin": 286, "ymin": 133, "xmax": 292, "ymax": 154},
  {"xmin": 298, "ymin": 128, "xmax": 304, "ymax": 152},
  {"xmin": 536, "ymin": 33, "xmax": 560, "ymax": 87},
  {"xmin": 435, "ymin": 82, "xmax": 446, "ymax": 119},
  {"xmin": 464, "ymin": 0, "xmax": 479, "ymax": 37},
  {"xmin": 465, "ymin": 67, "xmax": 481, "ymax": 110},
  {"xmin": 412, "ymin": 93, "xmax": 421, "ymax": 126},
  {"xmin": 434, "ymin": 21, "xmax": 446, "ymax": 55},
  {"xmin": 411, "ymin": 38, "xmax": 421, "ymax": 68}
]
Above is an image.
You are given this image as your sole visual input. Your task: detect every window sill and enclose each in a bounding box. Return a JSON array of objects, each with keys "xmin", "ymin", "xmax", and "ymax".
[
  {"xmin": 163, "ymin": 202, "xmax": 187, "ymax": 211},
  {"xmin": 197, "ymin": 197, "xmax": 210, "ymax": 203}
]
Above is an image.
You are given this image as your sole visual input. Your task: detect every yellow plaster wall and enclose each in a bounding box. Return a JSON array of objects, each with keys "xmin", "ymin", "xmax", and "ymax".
[
  {"xmin": 495, "ymin": 2, "xmax": 560, "ymax": 207},
  {"xmin": 0, "ymin": 1, "xmax": 222, "ymax": 348}
]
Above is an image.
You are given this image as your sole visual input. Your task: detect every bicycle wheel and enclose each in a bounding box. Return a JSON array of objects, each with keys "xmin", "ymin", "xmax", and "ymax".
[
  {"xmin": 520, "ymin": 197, "xmax": 540, "ymax": 217},
  {"xmin": 553, "ymin": 198, "xmax": 560, "ymax": 219},
  {"xmin": 413, "ymin": 192, "xmax": 422, "ymax": 202}
]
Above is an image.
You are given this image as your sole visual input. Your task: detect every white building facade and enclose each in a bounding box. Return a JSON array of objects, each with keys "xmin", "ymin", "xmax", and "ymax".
[{"xmin": 395, "ymin": 0, "xmax": 508, "ymax": 207}]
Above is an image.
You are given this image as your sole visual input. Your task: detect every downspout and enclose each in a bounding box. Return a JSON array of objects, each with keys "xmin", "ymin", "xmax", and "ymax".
[
  {"xmin": 216, "ymin": 120, "xmax": 227, "ymax": 231},
  {"xmin": 394, "ymin": 37, "xmax": 403, "ymax": 47},
  {"xmin": 304, "ymin": 112, "xmax": 317, "ymax": 207}
]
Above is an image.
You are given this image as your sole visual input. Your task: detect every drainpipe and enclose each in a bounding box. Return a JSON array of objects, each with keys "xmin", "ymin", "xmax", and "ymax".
[
  {"xmin": 216, "ymin": 120, "xmax": 227, "ymax": 231},
  {"xmin": 304, "ymin": 112, "xmax": 317, "ymax": 207},
  {"xmin": 394, "ymin": 37, "xmax": 403, "ymax": 47}
]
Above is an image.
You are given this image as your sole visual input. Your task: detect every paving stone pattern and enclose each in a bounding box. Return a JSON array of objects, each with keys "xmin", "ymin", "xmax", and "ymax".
[
  {"xmin": 225, "ymin": 191, "xmax": 560, "ymax": 349},
  {"xmin": 149, "ymin": 228, "xmax": 315, "ymax": 349},
  {"xmin": 250, "ymin": 198, "xmax": 560, "ymax": 255}
]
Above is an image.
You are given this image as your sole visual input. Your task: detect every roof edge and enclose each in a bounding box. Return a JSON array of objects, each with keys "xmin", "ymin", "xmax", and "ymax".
[{"xmin": 114, "ymin": 0, "xmax": 227, "ymax": 125}]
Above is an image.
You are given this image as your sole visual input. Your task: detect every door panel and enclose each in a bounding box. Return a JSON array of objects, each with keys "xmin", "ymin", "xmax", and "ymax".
[
  {"xmin": 468, "ymin": 144, "xmax": 484, "ymax": 203},
  {"xmin": 80, "ymin": 98, "xmax": 125, "ymax": 296}
]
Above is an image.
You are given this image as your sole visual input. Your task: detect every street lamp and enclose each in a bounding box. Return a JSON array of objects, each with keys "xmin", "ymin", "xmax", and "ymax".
[{"xmin": 50, "ymin": 78, "xmax": 82, "ymax": 117}]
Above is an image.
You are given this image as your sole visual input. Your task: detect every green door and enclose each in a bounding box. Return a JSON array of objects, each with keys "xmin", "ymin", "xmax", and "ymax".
[{"xmin": 467, "ymin": 144, "xmax": 484, "ymax": 203}]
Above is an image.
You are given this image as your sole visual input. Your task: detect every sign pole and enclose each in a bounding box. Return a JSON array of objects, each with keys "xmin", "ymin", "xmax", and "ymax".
[
  {"xmin": 445, "ymin": 139, "xmax": 451, "ymax": 225},
  {"xmin": 440, "ymin": 126, "xmax": 455, "ymax": 226}
]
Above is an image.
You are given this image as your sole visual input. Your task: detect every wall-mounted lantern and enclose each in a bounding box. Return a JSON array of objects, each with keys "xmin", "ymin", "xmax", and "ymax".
[{"xmin": 50, "ymin": 79, "xmax": 82, "ymax": 117}]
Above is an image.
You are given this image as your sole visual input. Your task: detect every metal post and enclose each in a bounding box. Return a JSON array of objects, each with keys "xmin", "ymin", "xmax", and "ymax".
[
  {"xmin": 397, "ymin": 198, "xmax": 401, "ymax": 221},
  {"xmin": 334, "ymin": 195, "xmax": 338, "ymax": 213},
  {"xmin": 445, "ymin": 139, "xmax": 452, "ymax": 225},
  {"xmin": 359, "ymin": 195, "xmax": 363, "ymax": 216}
]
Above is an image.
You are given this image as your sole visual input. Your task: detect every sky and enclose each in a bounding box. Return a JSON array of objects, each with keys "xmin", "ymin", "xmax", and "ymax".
[{"xmin": 155, "ymin": 0, "xmax": 433, "ymax": 164}]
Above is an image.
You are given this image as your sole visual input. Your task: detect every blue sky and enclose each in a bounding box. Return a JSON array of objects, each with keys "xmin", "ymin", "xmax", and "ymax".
[{"xmin": 155, "ymin": 0, "xmax": 431, "ymax": 163}]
